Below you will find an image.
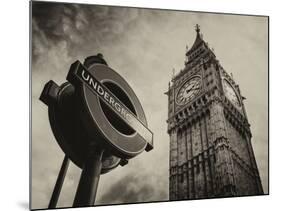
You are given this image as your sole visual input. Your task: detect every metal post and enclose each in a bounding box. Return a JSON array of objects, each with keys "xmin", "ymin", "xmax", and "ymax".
[
  {"xmin": 73, "ymin": 146, "xmax": 104, "ymax": 207},
  {"xmin": 48, "ymin": 156, "xmax": 70, "ymax": 209}
]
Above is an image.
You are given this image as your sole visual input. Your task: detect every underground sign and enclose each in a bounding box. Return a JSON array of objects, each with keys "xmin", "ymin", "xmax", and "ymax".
[
  {"xmin": 67, "ymin": 61, "xmax": 153, "ymax": 158},
  {"xmin": 40, "ymin": 57, "xmax": 153, "ymax": 170}
]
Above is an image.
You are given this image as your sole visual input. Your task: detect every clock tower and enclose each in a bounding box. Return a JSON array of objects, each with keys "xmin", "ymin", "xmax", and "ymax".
[{"xmin": 166, "ymin": 25, "xmax": 263, "ymax": 200}]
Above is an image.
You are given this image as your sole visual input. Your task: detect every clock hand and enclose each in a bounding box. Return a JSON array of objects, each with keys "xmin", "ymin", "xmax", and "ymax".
[
  {"xmin": 186, "ymin": 83, "xmax": 199, "ymax": 93},
  {"xmin": 185, "ymin": 83, "xmax": 197, "ymax": 93}
]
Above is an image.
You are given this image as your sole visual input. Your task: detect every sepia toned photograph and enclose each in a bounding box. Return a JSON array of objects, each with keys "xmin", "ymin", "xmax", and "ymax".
[{"xmin": 31, "ymin": 1, "xmax": 269, "ymax": 210}]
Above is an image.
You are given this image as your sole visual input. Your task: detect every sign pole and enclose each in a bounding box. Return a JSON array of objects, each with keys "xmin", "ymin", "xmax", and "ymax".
[
  {"xmin": 73, "ymin": 146, "xmax": 104, "ymax": 207},
  {"xmin": 48, "ymin": 155, "xmax": 70, "ymax": 209}
]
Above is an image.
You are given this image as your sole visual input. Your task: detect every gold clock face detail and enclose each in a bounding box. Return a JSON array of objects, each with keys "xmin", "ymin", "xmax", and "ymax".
[
  {"xmin": 223, "ymin": 79, "xmax": 241, "ymax": 108},
  {"xmin": 176, "ymin": 76, "xmax": 202, "ymax": 105}
]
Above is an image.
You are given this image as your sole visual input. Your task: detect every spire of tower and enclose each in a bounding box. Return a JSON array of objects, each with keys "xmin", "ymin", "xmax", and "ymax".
[
  {"xmin": 186, "ymin": 24, "xmax": 204, "ymax": 56},
  {"xmin": 195, "ymin": 24, "xmax": 200, "ymax": 34}
]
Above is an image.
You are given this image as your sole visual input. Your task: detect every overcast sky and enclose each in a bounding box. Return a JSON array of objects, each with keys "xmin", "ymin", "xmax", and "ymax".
[{"xmin": 31, "ymin": 2, "xmax": 268, "ymax": 209}]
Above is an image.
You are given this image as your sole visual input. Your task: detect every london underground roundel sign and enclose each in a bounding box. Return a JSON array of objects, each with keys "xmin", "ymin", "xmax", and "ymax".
[{"xmin": 66, "ymin": 61, "xmax": 153, "ymax": 158}]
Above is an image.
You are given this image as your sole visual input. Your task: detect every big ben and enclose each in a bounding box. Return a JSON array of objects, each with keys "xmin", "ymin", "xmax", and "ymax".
[{"xmin": 166, "ymin": 24, "xmax": 263, "ymax": 200}]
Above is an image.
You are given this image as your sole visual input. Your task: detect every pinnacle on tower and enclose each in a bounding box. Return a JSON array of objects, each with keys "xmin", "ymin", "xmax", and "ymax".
[{"xmin": 195, "ymin": 24, "xmax": 200, "ymax": 34}]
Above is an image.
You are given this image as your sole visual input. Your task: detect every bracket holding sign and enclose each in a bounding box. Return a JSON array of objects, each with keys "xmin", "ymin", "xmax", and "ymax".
[{"xmin": 40, "ymin": 54, "xmax": 153, "ymax": 208}]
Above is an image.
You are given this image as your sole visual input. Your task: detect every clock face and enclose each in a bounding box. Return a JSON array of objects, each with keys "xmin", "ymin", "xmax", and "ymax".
[
  {"xmin": 176, "ymin": 76, "xmax": 202, "ymax": 105},
  {"xmin": 223, "ymin": 79, "xmax": 241, "ymax": 108}
]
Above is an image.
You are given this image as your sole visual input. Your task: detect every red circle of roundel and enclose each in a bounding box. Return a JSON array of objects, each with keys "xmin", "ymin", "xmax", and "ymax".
[{"xmin": 76, "ymin": 63, "xmax": 152, "ymax": 158}]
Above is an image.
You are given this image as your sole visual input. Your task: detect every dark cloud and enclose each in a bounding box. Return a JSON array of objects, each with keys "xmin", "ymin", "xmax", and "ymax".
[
  {"xmin": 32, "ymin": 2, "xmax": 141, "ymax": 65},
  {"xmin": 98, "ymin": 174, "xmax": 166, "ymax": 204}
]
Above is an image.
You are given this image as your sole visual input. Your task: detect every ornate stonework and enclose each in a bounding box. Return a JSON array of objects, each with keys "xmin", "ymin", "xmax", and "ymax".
[{"xmin": 166, "ymin": 25, "xmax": 263, "ymax": 200}]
